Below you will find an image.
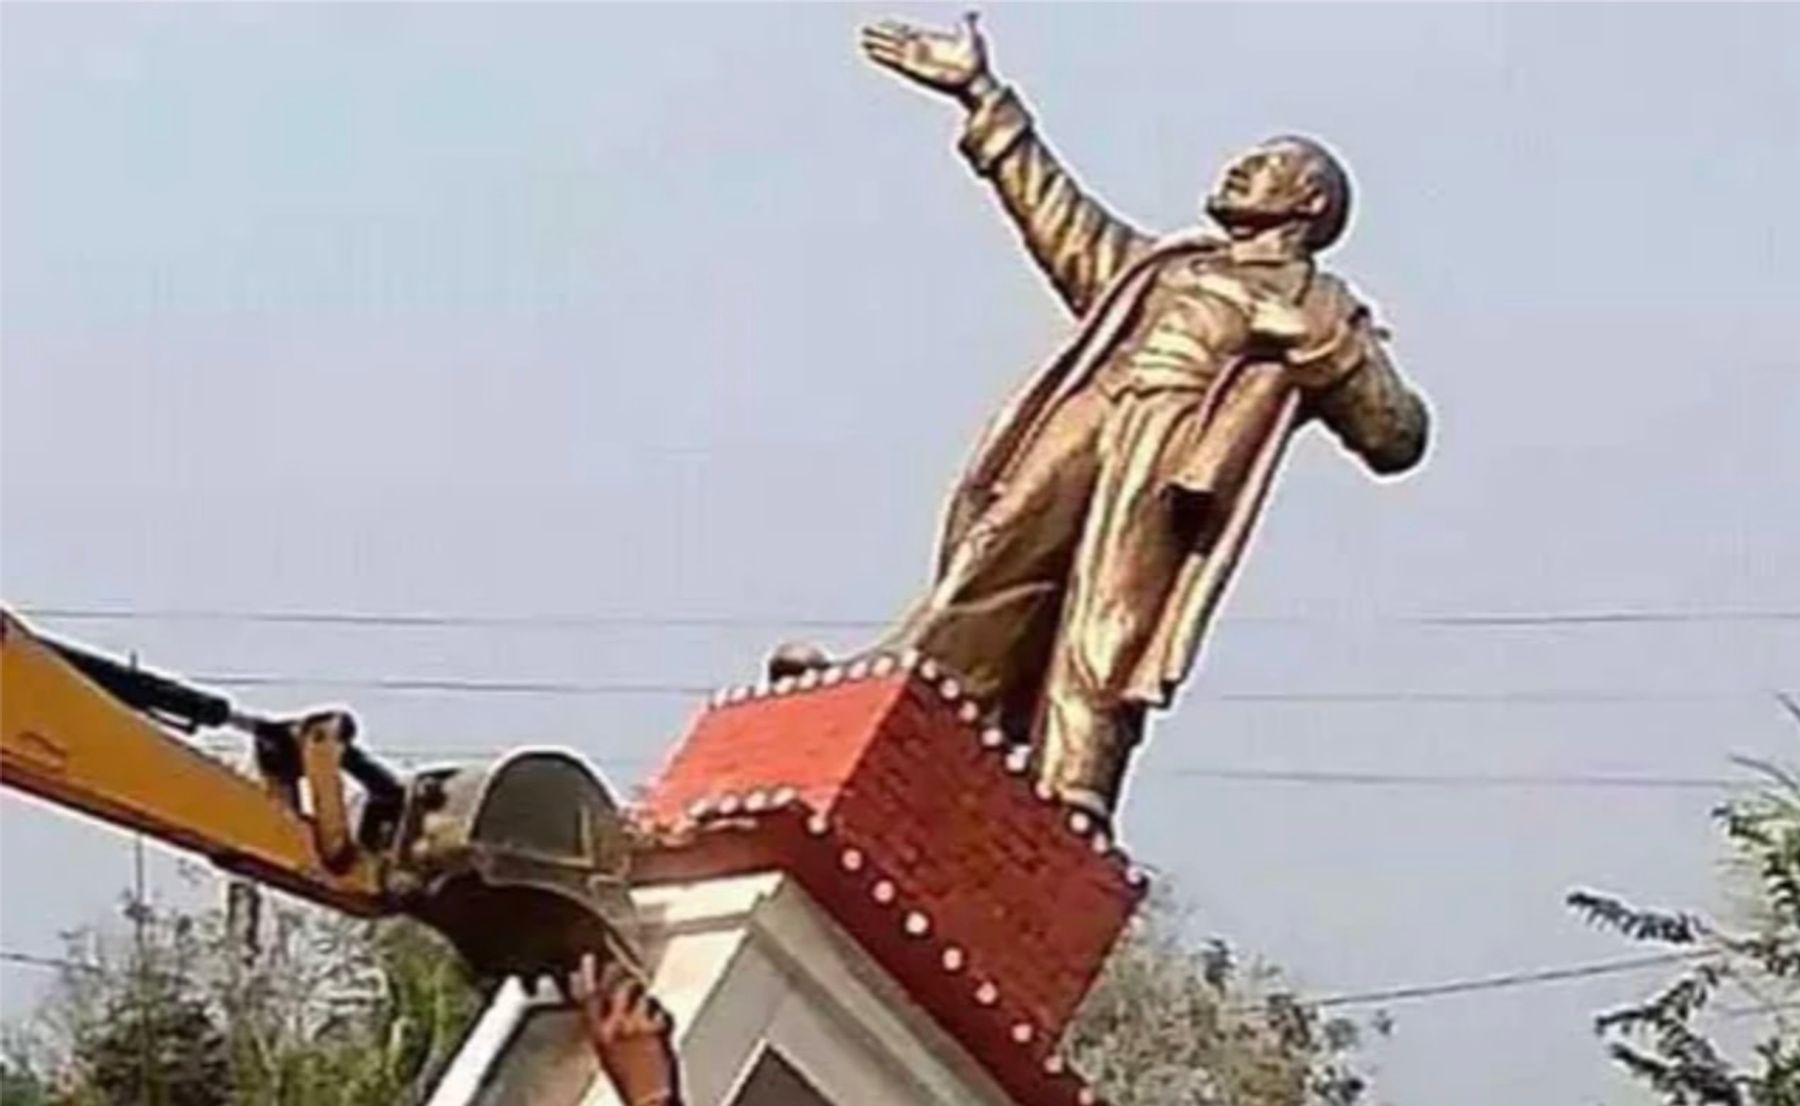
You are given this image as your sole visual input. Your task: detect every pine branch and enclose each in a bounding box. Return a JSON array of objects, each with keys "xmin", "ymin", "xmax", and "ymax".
[{"xmin": 1569, "ymin": 890, "xmax": 1706, "ymax": 944}]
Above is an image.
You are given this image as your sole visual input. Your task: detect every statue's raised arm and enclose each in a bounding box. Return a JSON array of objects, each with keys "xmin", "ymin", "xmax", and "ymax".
[{"xmin": 860, "ymin": 14, "xmax": 1155, "ymax": 316}]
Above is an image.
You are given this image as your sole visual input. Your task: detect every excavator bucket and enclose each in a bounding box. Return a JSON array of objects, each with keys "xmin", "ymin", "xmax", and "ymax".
[{"xmin": 388, "ymin": 749, "xmax": 642, "ymax": 983}]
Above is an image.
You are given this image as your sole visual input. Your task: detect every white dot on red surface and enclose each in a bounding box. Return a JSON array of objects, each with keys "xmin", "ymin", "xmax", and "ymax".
[
  {"xmin": 774, "ymin": 677, "xmax": 798, "ymax": 695},
  {"xmin": 717, "ymin": 793, "xmax": 742, "ymax": 815},
  {"xmin": 1033, "ymin": 780, "xmax": 1054, "ymax": 802},
  {"xmin": 903, "ymin": 910, "xmax": 930, "ymax": 936},
  {"xmin": 728, "ymin": 685, "xmax": 750, "ymax": 703},
  {"xmin": 840, "ymin": 848, "xmax": 864, "ymax": 872},
  {"xmin": 798, "ymin": 669, "xmax": 821, "ymax": 690},
  {"xmin": 941, "ymin": 947, "xmax": 965, "ymax": 972},
  {"xmin": 939, "ymin": 677, "xmax": 960, "ymax": 700},
  {"xmin": 958, "ymin": 701, "xmax": 980, "ymax": 723},
  {"xmin": 744, "ymin": 790, "xmax": 769, "ymax": 812},
  {"xmin": 899, "ymin": 649, "xmax": 922, "ymax": 671},
  {"xmin": 1078, "ymin": 1088, "xmax": 1097, "ymax": 1105},
  {"xmin": 806, "ymin": 813, "xmax": 830, "ymax": 836},
  {"xmin": 822, "ymin": 665, "xmax": 844, "ymax": 685},
  {"xmin": 771, "ymin": 786, "xmax": 798, "ymax": 807},
  {"xmin": 1068, "ymin": 810, "xmax": 1093, "ymax": 834},
  {"xmin": 1011, "ymin": 1022, "xmax": 1034, "ymax": 1044},
  {"xmin": 975, "ymin": 981, "xmax": 999, "ymax": 1006},
  {"xmin": 872, "ymin": 880, "xmax": 896, "ymax": 904},
  {"xmin": 981, "ymin": 727, "xmax": 1006, "ymax": 749},
  {"xmin": 1044, "ymin": 1055, "xmax": 1065, "ymax": 1075},
  {"xmin": 872, "ymin": 654, "xmax": 897, "ymax": 676},
  {"xmin": 686, "ymin": 797, "xmax": 714, "ymax": 819},
  {"xmin": 1091, "ymin": 831, "xmax": 1112, "ymax": 854},
  {"xmin": 1005, "ymin": 747, "xmax": 1030, "ymax": 774},
  {"xmin": 920, "ymin": 658, "xmax": 941, "ymax": 680}
]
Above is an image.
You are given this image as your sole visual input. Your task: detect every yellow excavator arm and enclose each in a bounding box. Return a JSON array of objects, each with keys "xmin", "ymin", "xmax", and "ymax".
[
  {"xmin": 2, "ymin": 608, "xmax": 392, "ymax": 913},
  {"xmin": 0, "ymin": 607, "xmax": 640, "ymax": 980}
]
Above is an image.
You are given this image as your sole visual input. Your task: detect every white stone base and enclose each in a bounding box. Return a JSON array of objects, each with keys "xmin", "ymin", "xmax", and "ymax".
[{"xmin": 427, "ymin": 872, "xmax": 1018, "ymax": 1106}]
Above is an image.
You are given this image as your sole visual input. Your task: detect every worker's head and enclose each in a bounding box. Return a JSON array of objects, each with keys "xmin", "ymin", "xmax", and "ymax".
[{"xmin": 1205, "ymin": 135, "xmax": 1351, "ymax": 253}]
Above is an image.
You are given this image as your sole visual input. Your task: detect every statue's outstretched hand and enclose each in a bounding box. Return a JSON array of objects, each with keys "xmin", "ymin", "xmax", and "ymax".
[{"xmin": 859, "ymin": 13, "xmax": 993, "ymax": 103}]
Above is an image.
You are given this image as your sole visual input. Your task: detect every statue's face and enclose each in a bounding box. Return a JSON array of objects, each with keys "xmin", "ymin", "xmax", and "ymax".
[{"xmin": 1206, "ymin": 141, "xmax": 1326, "ymax": 232}]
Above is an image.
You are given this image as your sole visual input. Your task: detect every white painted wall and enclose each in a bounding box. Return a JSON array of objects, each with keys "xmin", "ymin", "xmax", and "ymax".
[{"xmin": 430, "ymin": 872, "xmax": 1017, "ymax": 1106}]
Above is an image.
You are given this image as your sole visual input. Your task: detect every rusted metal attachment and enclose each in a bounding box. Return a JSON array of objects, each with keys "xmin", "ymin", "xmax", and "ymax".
[{"xmin": 388, "ymin": 749, "xmax": 642, "ymax": 982}]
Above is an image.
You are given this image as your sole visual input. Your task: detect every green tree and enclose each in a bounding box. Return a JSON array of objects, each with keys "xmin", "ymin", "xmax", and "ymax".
[
  {"xmin": 0, "ymin": 1056, "xmax": 56, "ymax": 1106},
  {"xmin": 15, "ymin": 891, "xmax": 229, "ymax": 1106},
  {"xmin": 8, "ymin": 880, "xmax": 478, "ymax": 1106},
  {"xmin": 209, "ymin": 886, "xmax": 478, "ymax": 1104},
  {"xmin": 1569, "ymin": 743, "xmax": 1800, "ymax": 1105},
  {"xmin": 77, "ymin": 990, "xmax": 229, "ymax": 1106},
  {"xmin": 1068, "ymin": 892, "xmax": 1381, "ymax": 1106},
  {"xmin": 15, "ymin": 877, "xmax": 1377, "ymax": 1105}
]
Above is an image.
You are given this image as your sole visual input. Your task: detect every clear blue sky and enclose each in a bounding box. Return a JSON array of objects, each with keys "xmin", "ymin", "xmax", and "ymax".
[{"xmin": 3, "ymin": 4, "xmax": 1796, "ymax": 1102}]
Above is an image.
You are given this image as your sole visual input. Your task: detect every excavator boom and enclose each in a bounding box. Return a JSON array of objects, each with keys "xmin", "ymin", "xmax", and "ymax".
[
  {"xmin": 0, "ymin": 608, "xmax": 640, "ymax": 980},
  {"xmin": 0, "ymin": 609, "xmax": 387, "ymax": 913}
]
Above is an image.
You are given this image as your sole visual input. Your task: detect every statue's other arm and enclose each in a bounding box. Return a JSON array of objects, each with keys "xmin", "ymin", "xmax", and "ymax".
[
  {"xmin": 1300, "ymin": 312, "xmax": 1430, "ymax": 476},
  {"xmin": 958, "ymin": 82, "xmax": 1155, "ymax": 317}
]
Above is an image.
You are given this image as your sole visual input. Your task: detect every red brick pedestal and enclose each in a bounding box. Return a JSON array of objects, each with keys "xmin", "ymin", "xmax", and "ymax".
[{"xmin": 634, "ymin": 654, "xmax": 1147, "ymax": 1106}]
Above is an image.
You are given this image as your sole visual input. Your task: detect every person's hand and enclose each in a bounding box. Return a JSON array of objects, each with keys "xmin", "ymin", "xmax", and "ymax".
[
  {"xmin": 572, "ymin": 954, "xmax": 680, "ymax": 1106},
  {"xmin": 859, "ymin": 13, "xmax": 995, "ymax": 105}
]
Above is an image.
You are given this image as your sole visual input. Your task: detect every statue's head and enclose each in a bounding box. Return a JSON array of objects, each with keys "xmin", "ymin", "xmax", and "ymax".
[{"xmin": 1205, "ymin": 135, "xmax": 1351, "ymax": 253}]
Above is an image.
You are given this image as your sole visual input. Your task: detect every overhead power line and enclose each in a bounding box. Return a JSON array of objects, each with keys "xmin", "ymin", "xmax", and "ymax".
[
  {"xmin": 1414, "ymin": 610, "xmax": 1800, "ymax": 628},
  {"xmin": 0, "ymin": 950, "xmax": 102, "ymax": 975},
  {"xmin": 18, "ymin": 605, "xmax": 884, "ymax": 632},
  {"xmin": 0, "ymin": 945, "xmax": 1721, "ymax": 1015},
  {"xmin": 10, "ymin": 944, "xmax": 1733, "ymax": 1025},
  {"xmin": 1207, "ymin": 690, "xmax": 1774, "ymax": 705},
  {"xmin": 1169, "ymin": 767, "xmax": 1743, "ymax": 791},
  {"xmin": 186, "ymin": 739, "xmax": 1747, "ymax": 792},
  {"xmin": 17, "ymin": 604, "xmax": 1790, "ymax": 704},
  {"xmin": 192, "ymin": 740, "xmax": 655, "ymax": 770},
  {"xmin": 163, "ymin": 670, "xmax": 1790, "ymax": 707},
  {"xmin": 193, "ymin": 673, "xmax": 714, "ymax": 697},
  {"xmin": 8, "ymin": 939, "xmax": 1787, "ymax": 1028},
  {"xmin": 1720, "ymin": 998, "xmax": 1800, "ymax": 1020},
  {"xmin": 1301, "ymin": 950, "xmax": 1713, "ymax": 1011},
  {"xmin": 16, "ymin": 603, "xmax": 1800, "ymax": 633}
]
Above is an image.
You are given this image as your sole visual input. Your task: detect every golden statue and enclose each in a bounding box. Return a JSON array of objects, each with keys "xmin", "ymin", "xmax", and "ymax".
[{"xmin": 782, "ymin": 14, "xmax": 1431, "ymax": 823}]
